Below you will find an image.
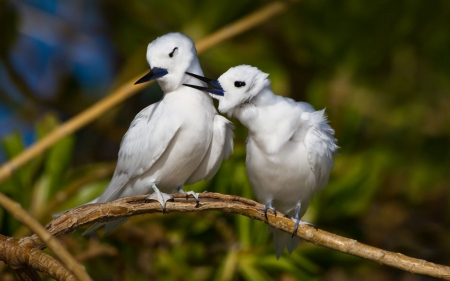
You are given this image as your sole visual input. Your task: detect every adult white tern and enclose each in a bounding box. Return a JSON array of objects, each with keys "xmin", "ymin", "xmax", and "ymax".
[
  {"xmin": 82, "ymin": 33, "xmax": 234, "ymax": 235},
  {"xmin": 184, "ymin": 65, "xmax": 338, "ymax": 258}
]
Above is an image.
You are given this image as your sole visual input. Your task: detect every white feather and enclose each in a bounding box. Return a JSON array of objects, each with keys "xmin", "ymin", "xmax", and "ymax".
[
  {"xmin": 186, "ymin": 115, "xmax": 234, "ymax": 183},
  {"xmin": 213, "ymin": 65, "xmax": 338, "ymax": 257},
  {"xmin": 81, "ymin": 33, "xmax": 234, "ymax": 235}
]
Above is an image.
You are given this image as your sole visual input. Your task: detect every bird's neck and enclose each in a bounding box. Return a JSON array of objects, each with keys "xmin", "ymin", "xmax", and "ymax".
[
  {"xmin": 251, "ymin": 88, "xmax": 278, "ymax": 107},
  {"xmin": 159, "ymin": 57, "xmax": 207, "ymax": 94},
  {"xmin": 187, "ymin": 56, "xmax": 204, "ymax": 75},
  {"xmin": 183, "ymin": 58, "xmax": 205, "ymax": 86},
  {"xmin": 234, "ymin": 87, "xmax": 276, "ymax": 121},
  {"xmin": 236, "ymin": 89, "xmax": 293, "ymax": 154}
]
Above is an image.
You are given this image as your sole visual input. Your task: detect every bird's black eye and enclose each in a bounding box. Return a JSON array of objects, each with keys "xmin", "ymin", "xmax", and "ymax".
[
  {"xmin": 234, "ymin": 81, "xmax": 246, "ymax": 88},
  {"xmin": 169, "ymin": 47, "xmax": 178, "ymax": 58}
]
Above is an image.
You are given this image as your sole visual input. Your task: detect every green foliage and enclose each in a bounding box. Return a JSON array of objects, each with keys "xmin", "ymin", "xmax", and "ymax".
[{"xmin": 1, "ymin": 0, "xmax": 450, "ymax": 280}]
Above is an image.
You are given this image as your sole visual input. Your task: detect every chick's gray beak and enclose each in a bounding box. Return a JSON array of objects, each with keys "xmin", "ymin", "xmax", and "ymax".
[
  {"xmin": 135, "ymin": 67, "xmax": 168, "ymax": 85},
  {"xmin": 183, "ymin": 72, "xmax": 224, "ymax": 96}
]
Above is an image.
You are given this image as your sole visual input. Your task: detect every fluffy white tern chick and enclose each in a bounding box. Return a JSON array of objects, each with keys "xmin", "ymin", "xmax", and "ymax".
[
  {"xmin": 82, "ymin": 33, "xmax": 234, "ymax": 235},
  {"xmin": 184, "ymin": 65, "xmax": 337, "ymax": 258}
]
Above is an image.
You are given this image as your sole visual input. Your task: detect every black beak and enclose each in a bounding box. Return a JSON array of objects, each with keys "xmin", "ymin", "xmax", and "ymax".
[
  {"xmin": 135, "ymin": 67, "xmax": 169, "ymax": 85},
  {"xmin": 183, "ymin": 72, "xmax": 224, "ymax": 96}
]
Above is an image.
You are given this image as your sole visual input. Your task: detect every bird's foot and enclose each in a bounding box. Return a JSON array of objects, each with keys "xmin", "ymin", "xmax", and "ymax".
[
  {"xmin": 290, "ymin": 218, "xmax": 318, "ymax": 238},
  {"xmin": 288, "ymin": 202, "xmax": 318, "ymax": 237},
  {"xmin": 178, "ymin": 188, "xmax": 200, "ymax": 207},
  {"xmin": 263, "ymin": 201, "xmax": 277, "ymax": 220},
  {"xmin": 145, "ymin": 184, "xmax": 174, "ymax": 213}
]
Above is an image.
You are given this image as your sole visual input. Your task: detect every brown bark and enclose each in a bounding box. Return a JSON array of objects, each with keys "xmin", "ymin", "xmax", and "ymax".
[
  {"xmin": 0, "ymin": 234, "xmax": 75, "ymax": 281},
  {"xmin": 17, "ymin": 193, "xmax": 450, "ymax": 280},
  {"xmin": 0, "ymin": 192, "xmax": 91, "ymax": 281}
]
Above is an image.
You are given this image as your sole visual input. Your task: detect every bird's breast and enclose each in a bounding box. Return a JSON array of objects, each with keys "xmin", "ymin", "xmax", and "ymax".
[{"xmin": 246, "ymin": 138, "xmax": 315, "ymax": 210}]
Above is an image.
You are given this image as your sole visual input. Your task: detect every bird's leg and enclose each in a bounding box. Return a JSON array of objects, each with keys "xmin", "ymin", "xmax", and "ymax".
[
  {"xmin": 263, "ymin": 200, "xmax": 277, "ymax": 220},
  {"xmin": 145, "ymin": 184, "xmax": 174, "ymax": 213},
  {"xmin": 290, "ymin": 203, "xmax": 318, "ymax": 238},
  {"xmin": 178, "ymin": 187, "xmax": 200, "ymax": 207}
]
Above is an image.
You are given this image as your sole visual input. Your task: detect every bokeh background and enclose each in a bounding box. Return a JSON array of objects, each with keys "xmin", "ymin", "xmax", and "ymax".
[{"xmin": 1, "ymin": 0, "xmax": 450, "ymax": 280}]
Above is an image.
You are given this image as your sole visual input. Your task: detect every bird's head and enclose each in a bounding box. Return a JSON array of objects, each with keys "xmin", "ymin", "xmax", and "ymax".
[
  {"xmin": 184, "ymin": 65, "xmax": 270, "ymax": 116},
  {"xmin": 135, "ymin": 33, "xmax": 201, "ymax": 93}
]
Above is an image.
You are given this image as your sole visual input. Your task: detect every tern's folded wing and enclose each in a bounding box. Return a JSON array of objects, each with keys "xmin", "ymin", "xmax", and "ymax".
[
  {"xmin": 97, "ymin": 103, "xmax": 182, "ymax": 203},
  {"xmin": 186, "ymin": 115, "xmax": 234, "ymax": 184}
]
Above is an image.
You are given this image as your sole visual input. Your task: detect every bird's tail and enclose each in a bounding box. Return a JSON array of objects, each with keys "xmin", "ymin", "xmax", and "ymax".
[
  {"xmin": 53, "ymin": 196, "xmax": 129, "ymax": 236},
  {"xmin": 82, "ymin": 217, "xmax": 130, "ymax": 236},
  {"xmin": 269, "ymin": 226, "xmax": 300, "ymax": 259}
]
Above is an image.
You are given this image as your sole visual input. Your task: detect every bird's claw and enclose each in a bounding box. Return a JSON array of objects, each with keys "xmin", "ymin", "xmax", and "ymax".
[
  {"xmin": 291, "ymin": 218, "xmax": 318, "ymax": 238},
  {"xmin": 263, "ymin": 202, "xmax": 277, "ymax": 220},
  {"xmin": 289, "ymin": 202, "xmax": 317, "ymax": 237},
  {"xmin": 179, "ymin": 189, "xmax": 200, "ymax": 207},
  {"xmin": 146, "ymin": 185, "xmax": 174, "ymax": 213}
]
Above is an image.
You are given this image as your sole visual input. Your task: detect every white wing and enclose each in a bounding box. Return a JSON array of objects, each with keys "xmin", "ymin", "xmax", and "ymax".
[
  {"xmin": 302, "ymin": 109, "xmax": 338, "ymax": 191},
  {"xmin": 97, "ymin": 102, "xmax": 181, "ymax": 202},
  {"xmin": 186, "ymin": 114, "xmax": 234, "ymax": 184}
]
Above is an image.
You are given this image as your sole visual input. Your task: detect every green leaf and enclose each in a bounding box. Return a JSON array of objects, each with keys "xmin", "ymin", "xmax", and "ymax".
[
  {"xmin": 237, "ymin": 215, "xmax": 252, "ymax": 249},
  {"xmin": 215, "ymin": 250, "xmax": 238, "ymax": 281},
  {"xmin": 44, "ymin": 135, "xmax": 75, "ymax": 198},
  {"xmin": 0, "ymin": 132, "xmax": 29, "ymax": 205},
  {"xmin": 238, "ymin": 256, "xmax": 273, "ymax": 281}
]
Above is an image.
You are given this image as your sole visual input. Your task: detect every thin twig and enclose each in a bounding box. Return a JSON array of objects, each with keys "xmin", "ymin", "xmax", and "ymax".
[
  {"xmin": 0, "ymin": 234, "xmax": 75, "ymax": 281},
  {"xmin": 0, "ymin": 193, "xmax": 91, "ymax": 281},
  {"xmin": 0, "ymin": 0, "xmax": 292, "ymax": 185},
  {"xmin": 195, "ymin": 1, "xmax": 288, "ymax": 52},
  {"xmin": 20, "ymin": 193, "xmax": 450, "ymax": 280}
]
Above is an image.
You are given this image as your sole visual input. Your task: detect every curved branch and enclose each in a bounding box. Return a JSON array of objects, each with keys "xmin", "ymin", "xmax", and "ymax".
[
  {"xmin": 21, "ymin": 193, "xmax": 450, "ymax": 280},
  {"xmin": 0, "ymin": 234, "xmax": 75, "ymax": 281},
  {"xmin": 0, "ymin": 193, "xmax": 92, "ymax": 281}
]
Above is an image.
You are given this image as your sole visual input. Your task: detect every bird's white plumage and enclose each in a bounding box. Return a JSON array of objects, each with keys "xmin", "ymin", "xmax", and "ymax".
[
  {"xmin": 213, "ymin": 65, "xmax": 338, "ymax": 258},
  {"xmin": 83, "ymin": 33, "xmax": 234, "ymax": 234},
  {"xmin": 186, "ymin": 114, "xmax": 234, "ymax": 183}
]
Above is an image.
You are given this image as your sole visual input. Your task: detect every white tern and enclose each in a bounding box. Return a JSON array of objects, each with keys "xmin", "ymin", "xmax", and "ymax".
[
  {"xmin": 184, "ymin": 65, "xmax": 338, "ymax": 258},
  {"xmin": 82, "ymin": 33, "xmax": 234, "ymax": 235}
]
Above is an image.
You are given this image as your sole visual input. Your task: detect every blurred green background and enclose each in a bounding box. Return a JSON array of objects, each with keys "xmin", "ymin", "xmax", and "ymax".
[{"xmin": 1, "ymin": 0, "xmax": 450, "ymax": 280}]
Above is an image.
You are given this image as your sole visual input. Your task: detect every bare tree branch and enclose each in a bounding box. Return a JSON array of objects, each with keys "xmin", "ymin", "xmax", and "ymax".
[
  {"xmin": 18, "ymin": 193, "xmax": 450, "ymax": 280},
  {"xmin": 0, "ymin": 193, "xmax": 91, "ymax": 281},
  {"xmin": 0, "ymin": 234, "xmax": 75, "ymax": 281}
]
